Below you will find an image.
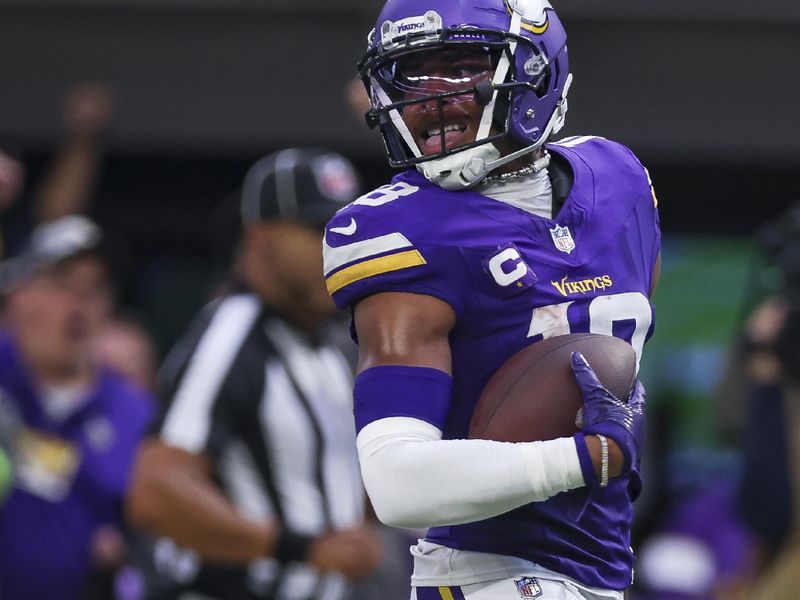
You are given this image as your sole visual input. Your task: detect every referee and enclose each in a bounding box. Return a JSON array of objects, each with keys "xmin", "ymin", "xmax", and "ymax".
[{"xmin": 127, "ymin": 149, "xmax": 382, "ymax": 600}]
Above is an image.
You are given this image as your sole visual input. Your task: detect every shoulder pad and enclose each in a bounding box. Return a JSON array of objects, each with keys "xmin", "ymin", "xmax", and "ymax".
[
  {"xmin": 322, "ymin": 174, "xmax": 466, "ymax": 313},
  {"xmin": 552, "ymin": 135, "xmax": 656, "ymax": 207},
  {"xmin": 323, "ymin": 179, "xmax": 428, "ymax": 299},
  {"xmin": 553, "ymin": 136, "xmax": 648, "ymax": 181}
]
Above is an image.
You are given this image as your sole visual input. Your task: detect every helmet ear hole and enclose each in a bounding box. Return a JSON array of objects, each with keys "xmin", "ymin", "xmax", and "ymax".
[
  {"xmin": 534, "ymin": 68, "xmax": 551, "ymax": 98},
  {"xmin": 519, "ymin": 48, "xmax": 551, "ymax": 99}
]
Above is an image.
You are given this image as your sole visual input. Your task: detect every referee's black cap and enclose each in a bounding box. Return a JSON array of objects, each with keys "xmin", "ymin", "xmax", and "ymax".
[{"xmin": 240, "ymin": 148, "xmax": 360, "ymax": 227}]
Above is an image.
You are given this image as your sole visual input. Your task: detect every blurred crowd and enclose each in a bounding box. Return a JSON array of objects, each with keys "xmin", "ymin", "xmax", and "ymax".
[
  {"xmin": 0, "ymin": 81, "xmax": 798, "ymax": 600},
  {"xmin": 628, "ymin": 206, "xmax": 800, "ymax": 600},
  {"xmin": 0, "ymin": 82, "xmax": 412, "ymax": 600}
]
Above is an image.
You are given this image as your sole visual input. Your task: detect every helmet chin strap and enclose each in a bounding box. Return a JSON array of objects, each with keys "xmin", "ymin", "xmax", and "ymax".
[
  {"xmin": 417, "ymin": 144, "xmax": 500, "ymax": 190},
  {"xmin": 417, "ymin": 73, "xmax": 573, "ymax": 191}
]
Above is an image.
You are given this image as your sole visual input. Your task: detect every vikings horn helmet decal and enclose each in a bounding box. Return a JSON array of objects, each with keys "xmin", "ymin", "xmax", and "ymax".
[{"xmin": 359, "ymin": 0, "xmax": 572, "ymax": 189}]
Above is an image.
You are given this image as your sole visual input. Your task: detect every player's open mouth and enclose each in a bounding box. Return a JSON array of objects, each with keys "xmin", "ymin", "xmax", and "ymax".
[{"xmin": 419, "ymin": 122, "xmax": 468, "ymax": 155}]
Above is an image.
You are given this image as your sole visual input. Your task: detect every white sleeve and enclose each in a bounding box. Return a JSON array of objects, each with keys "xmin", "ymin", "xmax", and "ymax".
[{"xmin": 356, "ymin": 416, "xmax": 585, "ymax": 529}]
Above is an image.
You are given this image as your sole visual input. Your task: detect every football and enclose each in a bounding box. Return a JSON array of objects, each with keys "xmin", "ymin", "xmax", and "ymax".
[{"xmin": 469, "ymin": 333, "xmax": 636, "ymax": 442}]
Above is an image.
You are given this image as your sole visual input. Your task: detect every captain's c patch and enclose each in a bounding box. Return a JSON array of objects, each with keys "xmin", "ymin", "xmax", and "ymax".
[{"xmin": 482, "ymin": 243, "xmax": 537, "ymax": 296}]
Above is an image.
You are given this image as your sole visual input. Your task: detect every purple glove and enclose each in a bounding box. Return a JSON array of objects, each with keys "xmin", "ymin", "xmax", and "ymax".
[{"xmin": 571, "ymin": 351, "xmax": 646, "ymax": 474}]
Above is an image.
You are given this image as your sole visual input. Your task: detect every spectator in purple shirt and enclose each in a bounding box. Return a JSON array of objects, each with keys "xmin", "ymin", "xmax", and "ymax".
[{"xmin": 0, "ymin": 215, "xmax": 155, "ymax": 599}]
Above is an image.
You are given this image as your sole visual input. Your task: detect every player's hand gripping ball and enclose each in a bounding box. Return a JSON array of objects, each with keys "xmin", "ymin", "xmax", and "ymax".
[
  {"xmin": 469, "ymin": 333, "xmax": 638, "ymax": 445},
  {"xmin": 571, "ymin": 351, "xmax": 646, "ymax": 473}
]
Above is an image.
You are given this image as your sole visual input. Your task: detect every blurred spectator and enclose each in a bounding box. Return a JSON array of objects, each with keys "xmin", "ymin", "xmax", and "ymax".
[
  {"xmin": 126, "ymin": 149, "xmax": 384, "ymax": 600},
  {"xmin": 1, "ymin": 81, "xmax": 114, "ymax": 258},
  {"xmin": 95, "ymin": 310, "xmax": 159, "ymax": 392},
  {"xmin": 732, "ymin": 297, "xmax": 795, "ymax": 600},
  {"xmin": 633, "ymin": 475, "xmax": 756, "ymax": 600},
  {"xmin": 0, "ymin": 150, "xmax": 25, "ymax": 215},
  {"xmin": 343, "ymin": 78, "xmax": 371, "ymax": 125},
  {"xmin": 0, "ymin": 150, "xmax": 26, "ymax": 259},
  {"xmin": 32, "ymin": 82, "xmax": 114, "ymax": 224},
  {"xmin": 0, "ymin": 215, "xmax": 155, "ymax": 599},
  {"xmin": 638, "ymin": 201, "xmax": 800, "ymax": 600},
  {"xmin": 739, "ymin": 252, "xmax": 800, "ymax": 600}
]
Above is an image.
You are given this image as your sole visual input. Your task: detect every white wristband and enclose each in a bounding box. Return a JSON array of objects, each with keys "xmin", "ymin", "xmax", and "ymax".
[{"xmin": 597, "ymin": 434, "xmax": 609, "ymax": 488}]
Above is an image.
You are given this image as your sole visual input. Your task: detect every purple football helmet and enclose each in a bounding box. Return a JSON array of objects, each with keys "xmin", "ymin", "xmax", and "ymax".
[{"xmin": 359, "ymin": 0, "xmax": 572, "ymax": 189}]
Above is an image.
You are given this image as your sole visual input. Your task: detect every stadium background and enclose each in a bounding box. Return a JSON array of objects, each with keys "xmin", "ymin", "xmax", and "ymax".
[{"xmin": 1, "ymin": 0, "xmax": 799, "ymax": 593}]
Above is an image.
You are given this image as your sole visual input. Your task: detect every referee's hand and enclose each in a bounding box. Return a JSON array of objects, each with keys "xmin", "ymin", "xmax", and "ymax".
[{"xmin": 308, "ymin": 524, "xmax": 382, "ymax": 581}]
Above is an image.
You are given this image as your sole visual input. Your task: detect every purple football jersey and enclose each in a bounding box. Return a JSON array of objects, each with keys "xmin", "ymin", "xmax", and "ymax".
[
  {"xmin": 323, "ymin": 136, "xmax": 660, "ymax": 590},
  {"xmin": 0, "ymin": 331, "xmax": 155, "ymax": 599}
]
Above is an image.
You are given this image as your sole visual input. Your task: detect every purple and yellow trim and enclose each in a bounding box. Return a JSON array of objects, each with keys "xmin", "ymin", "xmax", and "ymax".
[
  {"xmin": 325, "ymin": 249, "xmax": 426, "ymax": 295},
  {"xmin": 415, "ymin": 586, "xmax": 466, "ymax": 600},
  {"xmin": 505, "ymin": 1, "xmax": 549, "ymax": 34}
]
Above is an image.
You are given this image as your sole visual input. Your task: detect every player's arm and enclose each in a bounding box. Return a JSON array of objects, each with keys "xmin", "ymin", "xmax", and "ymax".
[
  {"xmin": 126, "ymin": 440, "xmax": 380, "ymax": 578},
  {"xmin": 353, "ymin": 291, "xmax": 630, "ymax": 529},
  {"xmin": 32, "ymin": 83, "xmax": 113, "ymax": 223},
  {"xmin": 126, "ymin": 440, "xmax": 275, "ymax": 562}
]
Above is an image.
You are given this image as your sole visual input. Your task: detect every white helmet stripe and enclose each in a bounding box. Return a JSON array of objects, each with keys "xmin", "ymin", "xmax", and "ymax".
[{"xmin": 372, "ymin": 79, "xmax": 423, "ymax": 159}]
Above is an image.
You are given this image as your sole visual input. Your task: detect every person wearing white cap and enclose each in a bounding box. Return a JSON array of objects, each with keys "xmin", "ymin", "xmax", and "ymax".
[{"xmin": 0, "ymin": 214, "xmax": 155, "ymax": 599}]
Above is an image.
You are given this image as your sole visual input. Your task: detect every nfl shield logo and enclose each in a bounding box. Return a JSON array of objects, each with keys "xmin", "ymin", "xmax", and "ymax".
[
  {"xmin": 549, "ymin": 224, "xmax": 576, "ymax": 254},
  {"xmin": 514, "ymin": 576, "xmax": 542, "ymax": 598}
]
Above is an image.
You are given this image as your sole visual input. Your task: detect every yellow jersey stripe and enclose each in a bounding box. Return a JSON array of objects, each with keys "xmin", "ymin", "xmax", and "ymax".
[
  {"xmin": 438, "ymin": 587, "xmax": 456, "ymax": 600},
  {"xmin": 326, "ymin": 249, "xmax": 426, "ymax": 294}
]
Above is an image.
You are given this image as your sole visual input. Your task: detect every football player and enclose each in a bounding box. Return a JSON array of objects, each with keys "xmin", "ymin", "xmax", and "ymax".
[{"xmin": 323, "ymin": 0, "xmax": 661, "ymax": 598}]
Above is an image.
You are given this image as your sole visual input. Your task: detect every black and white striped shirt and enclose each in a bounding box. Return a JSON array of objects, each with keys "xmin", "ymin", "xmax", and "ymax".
[{"xmin": 151, "ymin": 292, "xmax": 364, "ymax": 600}]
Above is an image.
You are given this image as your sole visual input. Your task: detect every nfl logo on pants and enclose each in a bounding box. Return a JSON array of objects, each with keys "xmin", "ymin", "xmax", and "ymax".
[{"xmin": 514, "ymin": 577, "xmax": 542, "ymax": 598}]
